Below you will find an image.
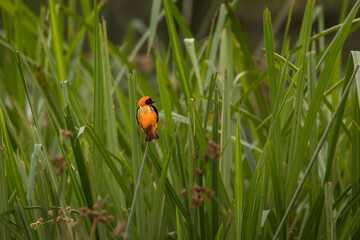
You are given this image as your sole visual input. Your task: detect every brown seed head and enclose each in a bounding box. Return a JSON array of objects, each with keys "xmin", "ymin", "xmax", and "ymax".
[
  {"xmin": 191, "ymin": 196, "xmax": 200, "ymax": 206},
  {"xmin": 108, "ymin": 215, "xmax": 115, "ymax": 222},
  {"xmin": 202, "ymin": 153, "xmax": 210, "ymax": 161},
  {"xmin": 56, "ymin": 216, "xmax": 63, "ymax": 223},
  {"xmin": 191, "ymin": 185, "xmax": 206, "ymax": 193},
  {"xmin": 193, "ymin": 168, "xmax": 203, "ymax": 178},
  {"xmin": 207, "ymin": 140, "xmax": 220, "ymax": 159},
  {"xmin": 69, "ymin": 221, "xmax": 77, "ymax": 227},
  {"xmin": 113, "ymin": 221, "xmax": 128, "ymax": 239},
  {"xmin": 51, "ymin": 155, "xmax": 64, "ymax": 164},
  {"xmin": 51, "ymin": 156, "xmax": 67, "ymax": 176},
  {"xmin": 205, "ymin": 189, "xmax": 215, "ymax": 198},
  {"xmin": 101, "ymin": 210, "xmax": 108, "ymax": 216},
  {"xmin": 80, "ymin": 207, "xmax": 90, "ymax": 218},
  {"xmin": 65, "ymin": 217, "xmax": 71, "ymax": 224},
  {"xmin": 180, "ymin": 189, "xmax": 188, "ymax": 197},
  {"xmin": 61, "ymin": 129, "xmax": 75, "ymax": 138},
  {"xmin": 30, "ymin": 223, "xmax": 37, "ymax": 229},
  {"xmin": 66, "ymin": 206, "xmax": 72, "ymax": 213},
  {"xmin": 93, "ymin": 203, "xmax": 100, "ymax": 211},
  {"xmin": 227, "ymin": 208, "xmax": 232, "ymax": 216},
  {"xmin": 191, "ymin": 194, "xmax": 204, "ymax": 207}
]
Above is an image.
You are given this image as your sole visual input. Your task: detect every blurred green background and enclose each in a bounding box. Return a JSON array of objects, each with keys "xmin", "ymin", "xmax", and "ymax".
[{"xmin": 23, "ymin": 0, "xmax": 360, "ymax": 58}]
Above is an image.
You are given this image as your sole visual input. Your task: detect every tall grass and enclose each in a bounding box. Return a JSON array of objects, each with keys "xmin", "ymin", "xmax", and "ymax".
[{"xmin": 1, "ymin": 0, "xmax": 360, "ymax": 239}]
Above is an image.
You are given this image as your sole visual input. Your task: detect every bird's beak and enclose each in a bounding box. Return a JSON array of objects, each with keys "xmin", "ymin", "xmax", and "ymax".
[{"xmin": 151, "ymin": 100, "xmax": 155, "ymax": 104}]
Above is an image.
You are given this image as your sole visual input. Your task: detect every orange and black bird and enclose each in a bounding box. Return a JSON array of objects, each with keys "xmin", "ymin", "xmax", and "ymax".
[{"xmin": 136, "ymin": 96, "xmax": 160, "ymax": 142}]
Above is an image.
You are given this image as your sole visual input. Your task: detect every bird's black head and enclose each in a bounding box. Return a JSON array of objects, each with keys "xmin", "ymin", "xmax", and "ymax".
[{"xmin": 145, "ymin": 98, "xmax": 155, "ymax": 105}]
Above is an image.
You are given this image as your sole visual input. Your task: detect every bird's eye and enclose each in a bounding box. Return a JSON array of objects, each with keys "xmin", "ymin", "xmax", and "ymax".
[{"xmin": 145, "ymin": 98, "xmax": 154, "ymax": 104}]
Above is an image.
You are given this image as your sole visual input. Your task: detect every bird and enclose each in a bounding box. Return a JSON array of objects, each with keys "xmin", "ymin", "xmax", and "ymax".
[{"xmin": 136, "ymin": 96, "xmax": 160, "ymax": 142}]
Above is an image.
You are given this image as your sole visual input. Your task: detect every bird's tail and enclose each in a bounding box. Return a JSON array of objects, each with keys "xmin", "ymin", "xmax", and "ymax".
[{"xmin": 145, "ymin": 131, "xmax": 160, "ymax": 142}]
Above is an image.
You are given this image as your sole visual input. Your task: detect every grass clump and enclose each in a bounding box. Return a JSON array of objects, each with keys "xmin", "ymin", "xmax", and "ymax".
[{"xmin": 1, "ymin": 0, "xmax": 360, "ymax": 239}]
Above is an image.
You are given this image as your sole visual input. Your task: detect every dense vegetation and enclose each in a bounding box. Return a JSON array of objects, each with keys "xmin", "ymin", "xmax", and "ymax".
[{"xmin": 1, "ymin": 0, "xmax": 360, "ymax": 239}]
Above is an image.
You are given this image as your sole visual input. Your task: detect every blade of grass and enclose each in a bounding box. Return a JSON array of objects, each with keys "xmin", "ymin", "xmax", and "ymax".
[
  {"xmin": 353, "ymin": 51, "xmax": 360, "ymax": 107},
  {"xmin": 112, "ymin": 77, "xmax": 131, "ymax": 130},
  {"xmin": 203, "ymin": 73, "xmax": 217, "ymax": 129},
  {"xmin": 307, "ymin": 50, "xmax": 320, "ymax": 205},
  {"xmin": 223, "ymin": 1, "xmax": 255, "ymax": 72},
  {"xmin": 215, "ymin": 223, "xmax": 223, "ymax": 240},
  {"xmin": 211, "ymin": 89, "xmax": 220, "ymax": 237},
  {"xmin": 352, "ymin": 89, "xmax": 360, "ymax": 215},
  {"xmin": 167, "ymin": 0, "xmax": 194, "ymax": 38},
  {"xmin": 267, "ymin": 140, "xmax": 285, "ymax": 239},
  {"xmin": 67, "ymin": 0, "xmax": 76, "ymax": 43},
  {"xmin": 263, "ymin": 10, "xmax": 285, "ymax": 212},
  {"xmin": 125, "ymin": 142, "xmax": 150, "ymax": 238},
  {"xmin": 48, "ymin": 0, "xmax": 66, "ymax": 82},
  {"xmin": 184, "ymin": 38, "xmax": 203, "ymax": 95},
  {"xmin": 0, "ymin": 124, "xmax": 9, "ymax": 240},
  {"xmin": 14, "ymin": 198, "xmax": 35, "ymax": 240},
  {"xmin": 335, "ymin": 187, "xmax": 360, "ymax": 226},
  {"xmin": 299, "ymin": 191, "xmax": 324, "ymax": 239},
  {"xmin": 62, "ymin": 81, "xmax": 87, "ymax": 125},
  {"xmin": 26, "ymin": 144, "xmax": 41, "ymax": 205},
  {"xmin": 64, "ymin": 0, "xmax": 105, "ymax": 60},
  {"xmin": 128, "ymin": 70, "xmax": 144, "ymax": 237},
  {"xmin": 315, "ymin": 1, "xmax": 360, "ymax": 71},
  {"xmin": 339, "ymin": 206, "xmax": 360, "ymax": 239},
  {"xmin": 64, "ymin": 105, "xmax": 94, "ymax": 207},
  {"xmin": 148, "ymin": 0, "xmax": 162, "ymax": 53},
  {"xmin": 0, "ymin": 218, "xmax": 24, "ymax": 240},
  {"xmin": 324, "ymin": 182, "xmax": 334, "ymax": 240},
  {"xmin": 219, "ymin": 24, "xmax": 233, "ymax": 192},
  {"xmin": 156, "ymin": 58, "xmax": 174, "ymax": 138},
  {"xmin": 311, "ymin": 17, "xmax": 360, "ymax": 42},
  {"xmin": 163, "ymin": 0, "xmax": 192, "ymax": 105},
  {"xmin": 100, "ymin": 17, "xmax": 119, "ymax": 155},
  {"xmin": 241, "ymin": 155, "xmax": 265, "ymax": 240},
  {"xmin": 352, "ymin": 51, "xmax": 360, "ymax": 216},
  {"xmin": 263, "ymin": 8, "xmax": 278, "ymax": 108},
  {"xmin": 93, "ymin": 0, "xmax": 103, "ymax": 175},
  {"xmin": 287, "ymin": 0, "xmax": 314, "ymax": 170},
  {"xmin": 176, "ymin": 207, "xmax": 183, "ymax": 240},
  {"xmin": 234, "ymin": 111, "xmax": 242, "ymax": 240},
  {"xmin": 281, "ymin": 1, "xmax": 294, "ymax": 55},
  {"xmin": 203, "ymin": 4, "xmax": 226, "ymax": 89},
  {"xmin": 0, "ymin": 106, "xmax": 27, "ymax": 205}
]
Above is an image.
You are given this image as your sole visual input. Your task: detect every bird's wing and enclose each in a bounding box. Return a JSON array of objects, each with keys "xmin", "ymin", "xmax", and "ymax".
[
  {"xmin": 136, "ymin": 107, "xmax": 140, "ymax": 125},
  {"xmin": 152, "ymin": 106, "xmax": 159, "ymax": 122}
]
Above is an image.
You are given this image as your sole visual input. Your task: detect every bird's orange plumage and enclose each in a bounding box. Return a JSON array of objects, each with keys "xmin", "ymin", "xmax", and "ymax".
[{"xmin": 136, "ymin": 96, "xmax": 159, "ymax": 142}]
